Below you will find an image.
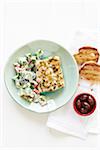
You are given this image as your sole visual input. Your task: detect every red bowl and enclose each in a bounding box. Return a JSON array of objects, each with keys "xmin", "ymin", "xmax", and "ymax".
[{"xmin": 73, "ymin": 93, "xmax": 96, "ymax": 116}]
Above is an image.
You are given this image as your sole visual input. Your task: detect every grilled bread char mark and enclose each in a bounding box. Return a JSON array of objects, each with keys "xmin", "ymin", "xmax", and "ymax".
[
  {"xmin": 79, "ymin": 61, "xmax": 100, "ymax": 82},
  {"xmin": 74, "ymin": 46, "xmax": 99, "ymax": 65}
]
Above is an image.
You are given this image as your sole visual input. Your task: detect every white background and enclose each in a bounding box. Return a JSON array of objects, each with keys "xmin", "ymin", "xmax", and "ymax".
[{"xmin": 0, "ymin": 0, "xmax": 100, "ymax": 149}]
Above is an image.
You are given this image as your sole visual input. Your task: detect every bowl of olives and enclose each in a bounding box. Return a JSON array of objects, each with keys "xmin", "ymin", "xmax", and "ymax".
[{"xmin": 73, "ymin": 93, "xmax": 96, "ymax": 116}]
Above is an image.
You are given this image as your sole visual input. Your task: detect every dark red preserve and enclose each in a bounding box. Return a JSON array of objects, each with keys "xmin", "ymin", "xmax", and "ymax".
[{"xmin": 73, "ymin": 93, "xmax": 96, "ymax": 116}]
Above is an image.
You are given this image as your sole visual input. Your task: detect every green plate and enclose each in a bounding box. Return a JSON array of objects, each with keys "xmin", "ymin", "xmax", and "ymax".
[{"xmin": 4, "ymin": 40, "xmax": 79, "ymax": 113}]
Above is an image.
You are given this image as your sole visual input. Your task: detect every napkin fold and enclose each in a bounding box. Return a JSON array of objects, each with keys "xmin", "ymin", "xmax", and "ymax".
[{"xmin": 47, "ymin": 31, "xmax": 100, "ymax": 139}]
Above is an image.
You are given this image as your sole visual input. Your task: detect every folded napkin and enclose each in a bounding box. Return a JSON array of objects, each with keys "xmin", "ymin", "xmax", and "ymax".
[
  {"xmin": 47, "ymin": 80, "xmax": 99, "ymax": 139},
  {"xmin": 47, "ymin": 31, "xmax": 100, "ymax": 139}
]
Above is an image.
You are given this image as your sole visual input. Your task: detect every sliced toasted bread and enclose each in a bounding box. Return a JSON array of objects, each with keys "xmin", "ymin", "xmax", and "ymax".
[
  {"xmin": 74, "ymin": 46, "xmax": 99, "ymax": 65},
  {"xmin": 79, "ymin": 61, "xmax": 100, "ymax": 82}
]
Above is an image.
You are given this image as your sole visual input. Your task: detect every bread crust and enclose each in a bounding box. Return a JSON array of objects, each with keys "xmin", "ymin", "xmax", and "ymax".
[{"xmin": 79, "ymin": 46, "xmax": 97, "ymax": 51}]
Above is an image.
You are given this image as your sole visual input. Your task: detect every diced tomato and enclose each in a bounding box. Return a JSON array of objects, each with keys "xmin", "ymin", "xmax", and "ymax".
[
  {"xmin": 36, "ymin": 78, "xmax": 41, "ymax": 83},
  {"xmin": 34, "ymin": 83, "xmax": 38, "ymax": 88},
  {"xmin": 33, "ymin": 89, "xmax": 40, "ymax": 94}
]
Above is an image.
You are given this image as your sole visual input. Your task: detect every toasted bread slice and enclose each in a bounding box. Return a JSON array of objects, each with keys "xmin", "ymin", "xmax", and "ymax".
[
  {"xmin": 74, "ymin": 46, "xmax": 99, "ymax": 65},
  {"xmin": 79, "ymin": 61, "xmax": 100, "ymax": 82}
]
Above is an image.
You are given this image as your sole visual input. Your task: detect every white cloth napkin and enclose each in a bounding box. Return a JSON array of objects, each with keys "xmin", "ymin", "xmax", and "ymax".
[{"xmin": 47, "ymin": 31, "xmax": 100, "ymax": 139}]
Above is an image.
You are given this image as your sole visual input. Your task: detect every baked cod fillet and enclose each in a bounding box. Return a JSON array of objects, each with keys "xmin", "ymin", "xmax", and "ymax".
[
  {"xmin": 74, "ymin": 46, "xmax": 99, "ymax": 65},
  {"xmin": 36, "ymin": 56, "xmax": 64, "ymax": 93},
  {"xmin": 79, "ymin": 61, "xmax": 100, "ymax": 83}
]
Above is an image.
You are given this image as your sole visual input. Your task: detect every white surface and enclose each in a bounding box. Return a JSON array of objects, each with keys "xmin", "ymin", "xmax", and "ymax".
[{"xmin": 0, "ymin": 0, "xmax": 100, "ymax": 149}]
